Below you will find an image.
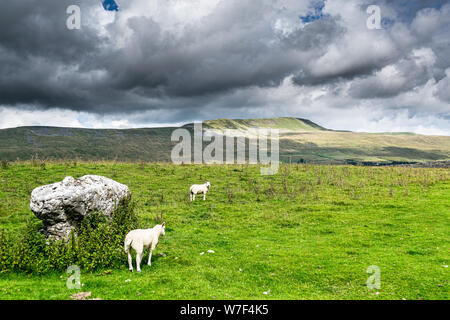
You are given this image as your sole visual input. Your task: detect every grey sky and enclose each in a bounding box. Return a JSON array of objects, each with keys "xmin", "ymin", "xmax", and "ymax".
[{"xmin": 0, "ymin": 0, "xmax": 449, "ymax": 134}]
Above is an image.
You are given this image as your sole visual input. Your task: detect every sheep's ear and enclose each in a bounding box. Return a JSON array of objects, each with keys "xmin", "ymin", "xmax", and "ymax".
[{"xmin": 162, "ymin": 222, "xmax": 165, "ymax": 227}]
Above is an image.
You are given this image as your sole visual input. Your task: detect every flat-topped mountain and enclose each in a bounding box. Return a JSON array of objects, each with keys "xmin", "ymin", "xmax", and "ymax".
[
  {"xmin": 0, "ymin": 117, "xmax": 449, "ymax": 165},
  {"xmin": 203, "ymin": 117, "xmax": 329, "ymax": 132}
]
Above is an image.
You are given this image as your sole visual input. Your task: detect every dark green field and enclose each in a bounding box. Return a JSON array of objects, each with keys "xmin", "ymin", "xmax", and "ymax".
[{"xmin": 0, "ymin": 161, "xmax": 448, "ymax": 299}]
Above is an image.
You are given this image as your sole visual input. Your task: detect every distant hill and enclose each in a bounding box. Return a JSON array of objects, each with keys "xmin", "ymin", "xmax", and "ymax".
[
  {"xmin": 203, "ymin": 117, "xmax": 329, "ymax": 132},
  {"xmin": 0, "ymin": 117, "xmax": 449, "ymax": 165}
]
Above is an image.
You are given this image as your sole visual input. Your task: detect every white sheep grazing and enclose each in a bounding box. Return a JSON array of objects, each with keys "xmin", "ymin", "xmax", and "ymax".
[
  {"xmin": 190, "ymin": 181, "xmax": 211, "ymax": 201},
  {"xmin": 124, "ymin": 222, "xmax": 166, "ymax": 272}
]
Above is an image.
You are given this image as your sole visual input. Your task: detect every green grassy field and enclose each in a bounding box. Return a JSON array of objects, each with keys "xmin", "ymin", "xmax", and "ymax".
[{"xmin": 0, "ymin": 162, "xmax": 448, "ymax": 300}]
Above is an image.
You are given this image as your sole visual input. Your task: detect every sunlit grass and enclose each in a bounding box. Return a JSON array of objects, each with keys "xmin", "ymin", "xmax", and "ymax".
[{"xmin": 0, "ymin": 161, "xmax": 448, "ymax": 300}]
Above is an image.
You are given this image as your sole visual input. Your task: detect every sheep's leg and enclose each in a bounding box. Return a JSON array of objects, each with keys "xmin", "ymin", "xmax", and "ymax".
[
  {"xmin": 193, "ymin": 194, "xmax": 196, "ymax": 201},
  {"xmin": 203, "ymin": 193, "xmax": 206, "ymax": 200},
  {"xmin": 190, "ymin": 193, "xmax": 192, "ymax": 201},
  {"xmin": 148, "ymin": 249, "xmax": 152, "ymax": 266},
  {"xmin": 128, "ymin": 252, "xmax": 133, "ymax": 272},
  {"xmin": 136, "ymin": 252, "xmax": 142, "ymax": 272}
]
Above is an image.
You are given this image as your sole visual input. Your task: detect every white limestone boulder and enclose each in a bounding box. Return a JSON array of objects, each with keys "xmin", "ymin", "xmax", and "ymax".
[{"xmin": 30, "ymin": 175, "xmax": 131, "ymax": 240}]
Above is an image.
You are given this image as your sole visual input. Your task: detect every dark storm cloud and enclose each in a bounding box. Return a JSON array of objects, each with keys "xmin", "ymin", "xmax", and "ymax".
[
  {"xmin": 0, "ymin": 0, "xmax": 112, "ymax": 110},
  {"xmin": 1, "ymin": 0, "xmax": 313, "ymax": 111},
  {"xmin": 0, "ymin": 1, "xmax": 103, "ymax": 61},
  {"xmin": 103, "ymin": 2, "xmax": 306, "ymax": 98},
  {"xmin": 0, "ymin": 0, "xmax": 449, "ymax": 121},
  {"xmin": 348, "ymin": 49, "xmax": 435, "ymax": 99}
]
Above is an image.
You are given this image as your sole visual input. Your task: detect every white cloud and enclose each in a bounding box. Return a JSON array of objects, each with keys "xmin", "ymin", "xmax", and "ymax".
[
  {"xmin": 412, "ymin": 4, "xmax": 450, "ymax": 38},
  {"xmin": 0, "ymin": 107, "xmax": 83, "ymax": 129},
  {"xmin": 0, "ymin": 107, "xmax": 184, "ymax": 130}
]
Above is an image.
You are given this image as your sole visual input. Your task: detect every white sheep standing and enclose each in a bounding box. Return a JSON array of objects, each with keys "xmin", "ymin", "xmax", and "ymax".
[
  {"xmin": 124, "ymin": 222, "xmax": 165, "ymax": 272},
  {"xmin": 190, "ymin": 181, "xmax": 211, "ymax": 201}
]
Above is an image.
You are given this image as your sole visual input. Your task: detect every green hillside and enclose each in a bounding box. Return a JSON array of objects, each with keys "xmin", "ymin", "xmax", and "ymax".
[
  {"xmin": 204, "ymin": 117, "xmax": 328, "ymax": 132},
  {"xmin": 0, "ymin": 126, "xmax": 178, "ymax": 162},
  {"xmin": 0, "ymin": 117, "xmax": 449, "ymax": 164}
]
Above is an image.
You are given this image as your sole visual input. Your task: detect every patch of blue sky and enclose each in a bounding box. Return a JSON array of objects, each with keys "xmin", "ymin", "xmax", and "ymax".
[
  {"xmin": 299, "ymin": 0, "xmax": 329, "ymax": 24},
  {"xmin": 77, "ymin": 114, "xmax": 90, "ymax": 127},
  {"xmin": 383, "ymin": 0, "xmax": 445, "ymax": 24},
  {"xmin": 380, "ymin": 16, "xmax": 395, "ymax": 29},
  {"xmin": 102, "ymin": 0, "xmax": 119, "ymax": 12}
]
